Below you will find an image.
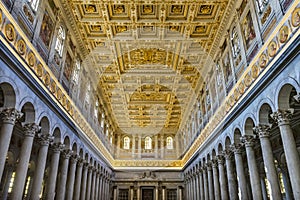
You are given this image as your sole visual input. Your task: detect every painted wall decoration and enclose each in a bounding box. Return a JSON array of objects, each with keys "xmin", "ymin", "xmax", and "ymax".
[
  {"xmin": 242, "ymin": 11, "xmax": 256, "ymax": 50},
  {"xmin": 39, "ymin": 11, "xmax": 54, "ymax": 48},
  {"xmin": 222, "ymin": 52, "xmax": 232, "ymax": 84},
  {"xmin": 63, "ymin": 52, "xmax": 73, "ymax": 81}
]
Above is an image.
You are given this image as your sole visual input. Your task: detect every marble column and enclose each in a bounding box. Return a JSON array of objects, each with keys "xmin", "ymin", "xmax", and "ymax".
[
  {"xmin": 241, "ymin": 135, "xmax": 263, "ymax": 200},
  {"xmin": 195, "ymin": 171, "xmax": 200, "ymax": 200},
  {"xmin": 217, "ymin": 155, "xmax": 228, "ymax": 200},
  {"xmin": 207, "ymin": 163, "xmax": 214, "ymax": 200},
  {"xmin": 45, "ymin": 143, "xmax": 65, "ymax": 200},
  {"xmin": 223, "ymin": 149, "xmax": 239, "ymax": 200},
  {"xmin": 279, "ymin": 166, "xmax": 293, "ymax": 200},
  {"xmin": 231, "ymin": 144, "xmax": 249, "ymax": 200},
  {"xmin": 56, "ymin": 149, "xmax": 72, "ymax": 200},
  {"xmin": 65, "ymin": 154, "xmax": 78, "ymax": 200},
  {"xmin": 260, "ymin": 174, "xmax": 268, "ymax": 200},
  {"xmin": 254, "ymin": 125, "xmax": 282, "ymax": 199},
  {"xmin": 198, "ymin": 168, "xmax": 204, "ymax": 200},
  {"xmin": 80, "ymin": 163, "xmax": 89, "ymax": 200},
  {"xmin": 203, "ymin": 166, "xmax": 209, "ymax": 200},
  {"xmin": 212, "ymin": 159, "xmax": 221, "ymax": 200},
  {"xmin": 11, "ymin": 123, "xmax": 39, "ymax": 200},
  {"xmin": 73, "ymin": 159, "xmax": 84, "ymax": 200},
  {"xmin": 272, "ymin": 109, "xmax": 300, "ymax": 199},
  {"xmin": 0, "ymin": 108, "xmax": 22, "ymax": 181},
  {"xmin": 86, "ymin": 165, "xmax": 93, "ymax": 200},
  {"xmin": 99, "ymin": 174, "xmax": 104, "ymax": 200},
  {"xmin": 95, "ymin": 171, "xmax": 100, "ymax": 200},
  {"xmin": 1, "ymin": 164, "xmax": 14, "ymax": 200},
  {"xmin": 91, "ymin": 168, "xmax": 96, "ymax": 200},
  {"xmin": 30, "ymin": 134, "xmax": 53, "ymax": 200}
]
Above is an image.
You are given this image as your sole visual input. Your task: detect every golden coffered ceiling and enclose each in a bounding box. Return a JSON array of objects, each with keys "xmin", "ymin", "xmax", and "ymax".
[{"xmin": 61, "ymin": 0, "xmax": 233, "ymax": 157}]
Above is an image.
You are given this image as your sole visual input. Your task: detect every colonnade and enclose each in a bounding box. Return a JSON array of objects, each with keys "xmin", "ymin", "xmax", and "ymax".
[
  {"xmin": 184, "ymin": 109, "xmax": 300, "ymax": 200},
  {"xmin": 0, "ymin": 107, "xmax": 112, "ymax": 200}
]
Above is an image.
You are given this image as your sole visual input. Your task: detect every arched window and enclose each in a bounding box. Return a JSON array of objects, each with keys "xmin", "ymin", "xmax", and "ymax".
[
  {"xmin": 55, "ymin": 26, "xmax": 65, "ymax": 57},
  {"xmin": 231, "ymin": 27, "xmax": 240, "ymax": 58},
  {"xmin": 145, "ymin": 136, "xmax": 152, "ymax": 150},
  {"xmin": 28, "ymin": 0, "xmax": 40, "ymax": 11},
  {"xmin": 166, "ymin": 136, "xmax": 173, "ymax": 149},
  {"xmin": 123, "ymin": 136, "xmax": 130, "ymax": 149},
  {"xmin": 72, "ymin": 60, "xmax": 81, "ymax": 84}
]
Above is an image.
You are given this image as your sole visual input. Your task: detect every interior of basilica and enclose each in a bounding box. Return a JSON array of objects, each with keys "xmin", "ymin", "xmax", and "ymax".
[{"xmin": 0, "ymin": 0, "xmax": 299, "ymax": 199}]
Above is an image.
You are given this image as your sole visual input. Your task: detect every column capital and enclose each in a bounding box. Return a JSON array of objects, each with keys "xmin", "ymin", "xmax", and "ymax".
[
  {"xmin": 61, "ymin": 149, "xmax": 73, "ymax": 159},
  {"xmin": 211, "ymin": 159, "xmax": 218, "ymax": 168},
  {"xmin": 222, "ymin": 148, "xmax": 233, "ymax": 160},
  {"xmin": 70, "ymin": 154, "xmax": 79, "ymax": 163},
  {"xmin": 240, "ymin": 134, "xmax": 257, "ymax": 147},
  {"xmin": 77, "ymin": 158, "xmax": 84, "ymax": 167},
  {"xmin": 37, "ymin": 133, "xmax": 54, "ymax": 146},
  {"xmin": 271, "ymin": 109, "xmax": 294, "ymax": 126},
  {"xmin": 206, "ymin": 162, "xmax": 212, "ymax": 170},
  {"xmin": 22, "ymin": 123, "xmax": 40, "ymax": 137},
  {"xmin": 253, "ymin": 124, "xmax": 272, "ymax": 138},
  {"xmin": 293, "ymin": 93, "xmax": 300, "ymax": 102},
  {"xmin": 50, "ymin": 142, "xmax": 65, "ymax": 153},
  {"xmin": 231, "ymin": 143, "xmax": 244, "ymax": 154},
  {"xmin": 0, "ymin": 107, "xmax": 23, "ymax": 124},
  {"xmin": 216, "ymin": 155, "xmax": 225, "ymax": 165}
]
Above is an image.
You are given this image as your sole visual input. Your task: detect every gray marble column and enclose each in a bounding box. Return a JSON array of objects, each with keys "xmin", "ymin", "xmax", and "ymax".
[
  {"xmin": 254, "ymin": 125, "xmax": 282, "ymax": 199},
  {"xmin": 29, "ymin": 134, "xmax": 53, "ymax": 200},
  {"xmin": 0, "ymin": 108, "xmax": 22, "ymax": 181},
  {"xmin": 232, "ymin": 144, "xmax": 249, "ymax": 200},
  {"xmin": 80, "ymin": 163, "xmax": 89, "ymax": 200},
  {"xmin": 66, "ymin": 154, "xmax": 78, "ymax": 200},
  {"xmin": 203, "ymin": 166, "xmax": 209, "ymax": 200},
  {"xmin": 223, "ymin": 149, "xmax": 238, "ymax": 200},
  {"xmin": 11, "ymin": 123, "xmax": 39, "ymax": 200},
  {"xmin": 195, "ymin": 171, "xmax": 200, "ymax": 200},
  {"xmin": 1, "ymin": 164, "xmax": 14, "ymax": 200},
  {"xmin": 99, "ymin": 174, "xmax": 104, "ymax": 200},
  {"xmin": 272, "ymin": 109, "xmax": 300, "ymax": 199},
  {"xmin": 95, "ymin": 171, "xmax": 100, "ymax": 200},
  {"xmin": 56, "ymin": 149, "xmax": 72, "ymax": 200},
  {"xmin": 212, "ymin": 159, "xmax": 221, "ymax": 200},
  {"xmin": 45, "ymin": 143, "xmax": 64, "ymax": 199},
  {"xmin": 241, "ymin": 135, "xmax": 263, "ymax": 200},
  {"xmin": 260, "ymin": 174, "xmax": 269, "ymax": 200},
  {"xmin": 279, "ymin": 165, "xmax": 293, "ymax": 200},
  {"xmin": 86, "ymin": 165, "xmax": 93, "ymax": 200},
  {"xmin": 217, "ymin": 155, "xmax": 228, "ymax": 200},
  {"xmin": 207, "ymin": 163, "xmax": 214, "ymax": 200},
  {"xmin": 198, "ymin": 168, "xmax": 204, "ymax": 200},
  {"xmin": 73, "ymin": 159, "xmax": 84, "ymax": 200},
  {"xmin": 91, "ymin": 168, "xmax": 97, "ymax": 200}
]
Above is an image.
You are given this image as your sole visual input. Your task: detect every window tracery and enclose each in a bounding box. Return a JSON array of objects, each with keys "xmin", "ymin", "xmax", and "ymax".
[
  {"xmin": 124, "ymin": 136, "xmax": 130, "ymax": 149},
  {"xmin": 166, "ymin": 136, "xmax": 173, "ymax": 149},
  {"xmin": 145, "ymin": 136, "xmax": 152, "ymax": 150}
]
